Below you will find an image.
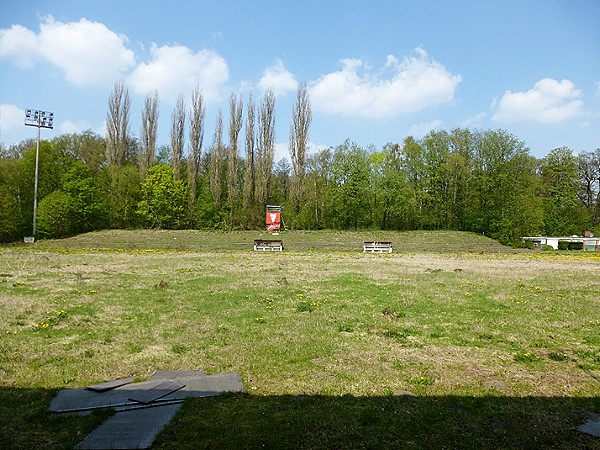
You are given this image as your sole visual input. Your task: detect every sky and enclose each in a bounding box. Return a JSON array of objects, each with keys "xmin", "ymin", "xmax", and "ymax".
[{"xmin": 1, "ymin": 0, "xmax": 599, "ymax": 161}]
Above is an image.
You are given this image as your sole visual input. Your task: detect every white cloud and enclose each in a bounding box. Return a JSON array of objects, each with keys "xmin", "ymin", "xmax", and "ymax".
[
  {"xmin": 258, "ymin": 59, "xmax": 298, "ymax": 97},
  {"xmin": 0, "ymin": 104, "xmax": 25, "ymax": 133},
  {"xmin": 128, "ymin": 44, "xmax": 229, "ymax": 104},
  {"xmin": 460, "ymin": 111, "xmax": 487, "ymax": 128},
  {"xmin": 0, "ymin": 25, "xmax": 39, "ymax": 68},
  {"xmin": 274, "ymin": 142, "xmax": 289, "ymax": 163},
  {"xmin": 408, "ymin": 120, "xmax": 443, "ymax": 138},
  {"xmin": 273, "ymin": 140, "xmax": 327, "ymax": 165},
  {"xmin": 492, "ymin": 78, "xmax": 584, "ymax": 123},
  {"xmin": 310, "ymin": 47, "xmax": 461, "ymax": 119},
  {"xmin": 59, "ymin": 119, "xmax": 93, "ymax": 135},
  {"xmin": 0, "ymin": 16, "xmax": 135, "ymax": 87}
]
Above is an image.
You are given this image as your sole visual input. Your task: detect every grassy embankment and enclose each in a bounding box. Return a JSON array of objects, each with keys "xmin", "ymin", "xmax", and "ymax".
[{"xmin": 1, "ymin": 230, "xmax": 599, "ymax": 449}]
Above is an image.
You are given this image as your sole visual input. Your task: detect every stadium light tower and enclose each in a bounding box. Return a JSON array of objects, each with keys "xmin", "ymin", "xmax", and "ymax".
[{"xmin": 25, "ymin": 109, "xmax": 54, "ymax": 241}]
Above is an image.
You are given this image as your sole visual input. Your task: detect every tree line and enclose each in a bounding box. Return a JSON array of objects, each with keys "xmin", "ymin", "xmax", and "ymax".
[{"xmin": 1, "ymin": 81, "xmax": 599, "ymax": 245}]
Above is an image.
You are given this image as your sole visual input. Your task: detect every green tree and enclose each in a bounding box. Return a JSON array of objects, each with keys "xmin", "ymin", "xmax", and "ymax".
[
  {"xmin": 36, "ymin": 190, "xmax": 77, "ymax": 238},
  {"xmin": 576, "ymin": 149, "xmax": 600, "ymax": 228},
  {"xmin": 52, "ymin": 130, "xmax": 106, "ymax": 176},
  {"xmin": 401, "ymin": 136, "xmax": 427, "ymax": 229},
  {"xmin": 303, "ymin": 147, "xmax": 333, "ymax": 229},
  {"xmin": 15, "ymin": 140, "xmax": 75, "ymax": 237},
  {"xmin": 541, "ymin": 147, "xmax": 589, "ymax": 236},
  {"xmin": 330, "ymin": 140, "xmax": 372, "ymax": 229},
  {"xmin": 0, "ymin": 158, "xmax": 21, "ymax": 242},
  {"xmin": 375, "ymin": 144, "xmax": 414, "ymax": 230},
  {"xmin": 104, "ymin": 165, "xmax": 141, "ymax": 229},
  {"xmin": 137, "ymin": 164, "xmax": 187, "ymax": 229},
  {"xmin": 61, "ymin": 161, "xmax": 109, "ymax": 233},
  {"xmin": 468, "ymin": 130, "xmax": 542, "ymax": 243}
]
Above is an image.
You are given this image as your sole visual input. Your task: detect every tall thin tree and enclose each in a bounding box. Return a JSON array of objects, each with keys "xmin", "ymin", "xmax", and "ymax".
[
  {"xmin": 170, "ymin": 94, "xmax": 186, "ymax": 179},
  {"xmin": 188, "ymin": 86, "xmax": 205, "ymax": 217},
  {"xmin": 289, "ymin": 82, "xmax": 312, "ymax": 213},
  {"xmin": 256, "ymin": 89, "xmax": 276, "ymax": 209},
  {"xmin": 227, "ymin": 93, "xmax": 243, "ymax": 220},
  {"xmin": 106, "ymin": 79, "xmax": 131, "ymax": 166},
  {"xmin": 242, "ymin": 93, "xmax": 256, "ymax": 212},
  {"xmin": 210, "ymin": 110, "xmax": 224, "ymax": 209},
  {"xmin": 140, "ymin": 90, "xmax": 159, "ymax": 179}
]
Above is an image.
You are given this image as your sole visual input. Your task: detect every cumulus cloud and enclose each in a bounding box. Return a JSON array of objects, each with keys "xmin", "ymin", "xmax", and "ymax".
[
  {"xmin": 0, "ymin": 104, "xmax": 25, "ymax": 132},
  {"xmin": 258, "ymin": 59, "xmax": 298, "ymax": 97},
  {"xmin": 460, "ymin": 111, "xmax": 487, "ymax": 127},
  {"xmin": 0, "ymin": 16, "xmax": 135, "ymax": 87},
  {"xmin": 0, "ymin": 25, "xmax": 39, "ymax": 68},
  {"xmin": 128, "ymin": 44, "xmax": 229, "ymax": 104},
  {"xmin": 58, "ymin": 119, "xmax": 95, "ymax": 135},
  {"xmin": 310, "ymin": 47, "xmax": 461, "ymax": 119},
  {"xmin": 408, "ymin": 120, "xmax": 443, "ymax": 138},
  {"xmin": 492, "ymin": 78, "xmax": 584, "ymax": 123}
]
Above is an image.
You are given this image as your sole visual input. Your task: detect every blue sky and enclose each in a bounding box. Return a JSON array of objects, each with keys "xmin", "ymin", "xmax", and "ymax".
[{"xmin": 1, "ymin": 0, "xmax": 599, "ymax": 161}]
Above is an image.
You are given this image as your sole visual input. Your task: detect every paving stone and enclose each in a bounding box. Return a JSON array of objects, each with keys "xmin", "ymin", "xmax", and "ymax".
[
  {"xmin": 52, "ymin": 371, "xmax": 246, "ymax": 448},
  {"xmin": 75, "ymin": 403, "xmax": 182, "ymax": 449},
  {"xmin": 50, "ymin": 380, "xmax": 183, "ymax": 414},
  {"xmin": 128, "ymin": 381, "xmax": 184, "ymax": 404},
  {"xmin": 577, "ymin": 419, "xmax": 600, "ymax": 437},
  {"xmin": 161, "ymin": 372, "xmax": 246, "ymax": 400},
  {"xmin": 149, "ymin": 369, "xmax": 206, "ymax": 381},
  {"xmin": 86, "ymin": 377, "xmax": 134, "ymax": 392}
]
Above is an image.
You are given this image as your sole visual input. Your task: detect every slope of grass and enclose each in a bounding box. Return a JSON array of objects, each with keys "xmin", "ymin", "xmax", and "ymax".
[
  {"xmin": 1, "ymin": 231, "xmax": 599, "ymax": 449},
  {"xmin": 32, "ymin": 229, "xmax": 518, "ymax": 253}
]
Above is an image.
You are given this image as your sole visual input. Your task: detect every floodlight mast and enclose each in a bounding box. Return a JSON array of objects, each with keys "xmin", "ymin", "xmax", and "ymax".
[{"xmin": 25, "ymin": 109, "xmax": 54, "ymax": 238}]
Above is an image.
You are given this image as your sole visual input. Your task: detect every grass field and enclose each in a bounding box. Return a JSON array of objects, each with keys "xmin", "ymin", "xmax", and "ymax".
[{"xmin": 1, "ymin": 230, "xmax": 599, "ymax": 449}]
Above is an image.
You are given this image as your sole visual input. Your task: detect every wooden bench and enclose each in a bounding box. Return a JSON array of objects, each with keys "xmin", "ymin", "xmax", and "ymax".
[
  {"xmin": 253, "ymin": 239, "xmax": 284, "ymax": 251},
  {"xmin": 363, "ymin": 241, "xmax": 392, "ymax": 253}
]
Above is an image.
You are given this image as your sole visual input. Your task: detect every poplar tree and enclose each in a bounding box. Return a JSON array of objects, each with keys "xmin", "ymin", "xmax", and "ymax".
[
  {"xmin": 242, "ymin": 94, "xmax": 256, "ymax": 213},
  {"xmin": 289, "ymin": 82, "xmax": 312, "ymax": 213},
  {"xmin": 227, "ymin": 93, "xmax": 243, "ymax": 219},
  {"xmin": 256, "ymin": 89, "xmax": 275, "ymax": 209},
  {"xmin": 106, "ymin": 79, "xmax": 131, "ymax": 167},
  {"xmin": 188, "ymin": 86, "xmax": 205, "ymax": 216},
  {"xmin": 140, "ymin": 90, "xmax": 159, "ymax": 179},
  {"xmin": 209, "ymin": 110, "xmax": 224, "ymax": 209},
  {"xmin": 170, "ymin": 94, "xmax": 186, "ymax": 179}
]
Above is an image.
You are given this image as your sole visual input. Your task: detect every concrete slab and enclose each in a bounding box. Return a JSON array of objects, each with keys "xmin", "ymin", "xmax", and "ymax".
[
  {"xmin": 86, "ymin": 377, "xmax": 134, "ymax": 392},
  {"xmin": 53, "ymin": 371, "xmax": 246, "ymax": 448},
  {"xmin": 75, "ymin": 403, "xmax": 182, "ymax": 449},
  {"xmin": 50, "ymin": 372, "xmax": 245, "ymax": 414},
  {"xmin": 50, "ymin": 380, "xmax": 183, "ymax": 414},
  {"xmin": 160, "ymin": 372, "xmax": 246, "ymax": 401},
  {"xmin": 577, "ymin": 419, "xmax": 600, "ymax": 437},
  {"xmin": 149, "ymin": 370, "xmax": 205, "ymax": 381},
  {"xmin": 128, "ymin": 381, "xmax": 184, "ymax": 404}
]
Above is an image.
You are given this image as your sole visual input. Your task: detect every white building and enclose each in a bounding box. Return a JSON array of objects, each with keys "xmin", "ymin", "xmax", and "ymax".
[{"xmin": 522, "ymin": 235, "xmax": 600, "ymax": 251}]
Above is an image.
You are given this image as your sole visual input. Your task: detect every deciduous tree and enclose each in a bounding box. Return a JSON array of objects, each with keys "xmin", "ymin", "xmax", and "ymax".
[
  {"xmin": 289, "ymin": 82, "xmax": 312, "ymax": 213},
  {"xmin": 106, "ymin": 80, "xmax": 131, "ymax": 167},
  {"xmin": 209, "ymin": 110, "xmax": 225, "ymax": 210},
  {"xmin": 140, "ymin": 91, "xmax": 159, "ymax": 179},
  {"xmin": 227, "ymin": 93, "xmax": 243, "ymax": 219},
  {"xmin": 188, "ymin": 86, "xmax": 205, "ymax": 223},
  {"xmin": 256, "ymin": 89, "xmax": 276, "ymax": 209},
  {"xmin": 170, "ymin": 94, "xmax": 186, "ymax": 179}
]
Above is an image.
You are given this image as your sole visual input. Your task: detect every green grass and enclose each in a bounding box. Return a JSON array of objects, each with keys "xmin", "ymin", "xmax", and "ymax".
[{"xmin": 1, "ymin": 230, "xmax": 600, "ymax": 449}]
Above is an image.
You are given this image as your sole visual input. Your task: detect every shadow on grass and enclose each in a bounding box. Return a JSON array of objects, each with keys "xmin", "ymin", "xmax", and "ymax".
[
  {"xmin": 157, "ymin": 393, "xmax": 600, "ymax": 449},
  {"xmin": 1, "ymin": 387, "xmax": 598, "ymax": 449},
  {"xmin": 0, "ymin": 387, "xmax": 112, "ymax": 450}
]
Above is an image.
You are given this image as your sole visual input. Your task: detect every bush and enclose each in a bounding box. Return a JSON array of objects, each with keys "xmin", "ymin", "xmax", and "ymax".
[{"xmin": 36, "ymin": 190, "xmax": 77, "ymax": 238}]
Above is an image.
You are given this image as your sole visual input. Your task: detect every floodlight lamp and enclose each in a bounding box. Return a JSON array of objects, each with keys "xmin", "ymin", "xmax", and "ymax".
[{"xmin": 25, "ymin": 108, "xmax": 54, "ymax": 129}]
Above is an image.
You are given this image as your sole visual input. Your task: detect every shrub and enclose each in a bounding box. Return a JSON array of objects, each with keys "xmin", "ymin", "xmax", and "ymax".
[{"xmin": 36, "ymin": 190, "xmax": 77, "ymax": 238}]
